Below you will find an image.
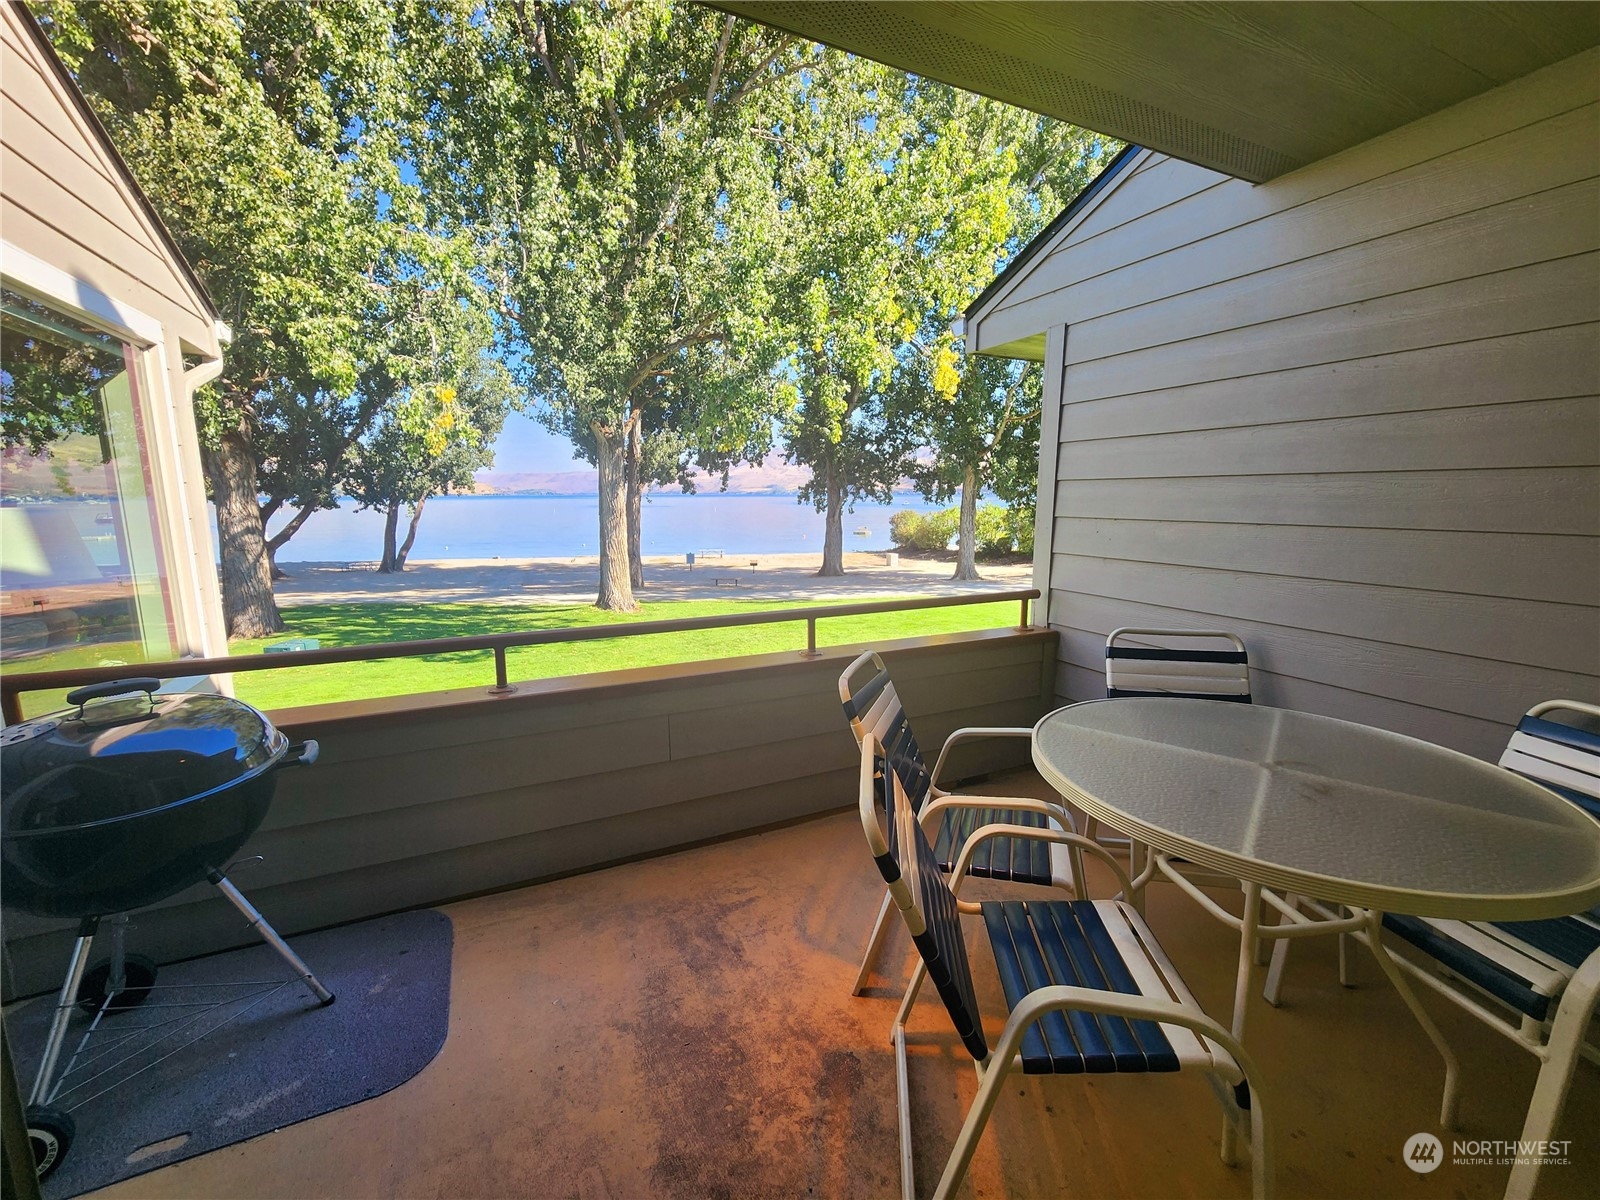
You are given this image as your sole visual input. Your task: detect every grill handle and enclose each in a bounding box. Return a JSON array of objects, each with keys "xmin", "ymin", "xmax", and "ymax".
[
  {"xmin": 277, "ymin": 739, "xmax": 319, "ymax": 769},
  {"xmin": 65, "ymin": 678, "xmax": 160, "ymax": 710}
]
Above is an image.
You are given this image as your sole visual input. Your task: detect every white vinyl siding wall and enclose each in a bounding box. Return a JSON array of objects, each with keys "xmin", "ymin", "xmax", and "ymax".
[{"xmin": 973, "ymin": 49, "xmax": 1600, "ymax": 761}]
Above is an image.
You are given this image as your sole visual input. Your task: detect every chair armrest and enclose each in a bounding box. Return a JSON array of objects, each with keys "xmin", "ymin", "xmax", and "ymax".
[
  {"xmin": 918, "ymin": 794, "xmax": 1075, "ymax": 838},
  {"xmin": 930, "ymin": 726, "xmax": 1034, "ymax": 792},
  {"xmin": 949, "ymin": 823, "xmax": 1133, "ymax": 901}
]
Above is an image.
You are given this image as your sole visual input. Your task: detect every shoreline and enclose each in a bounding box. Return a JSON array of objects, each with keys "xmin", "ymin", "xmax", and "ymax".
[{"xmin": 268, "ymin": 550, "xmax": 1034, "ymax": 606}]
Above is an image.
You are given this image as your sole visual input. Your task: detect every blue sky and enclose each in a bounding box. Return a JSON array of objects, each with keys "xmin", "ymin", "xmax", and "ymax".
[{"xmin": 493, "ymin": 410, "xmax": 585, "ymax": 474}]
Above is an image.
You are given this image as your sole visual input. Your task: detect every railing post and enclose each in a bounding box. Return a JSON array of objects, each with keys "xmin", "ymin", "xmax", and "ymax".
[
  {"xmin": 488, "ymin": 646, "xmax": 517, "ymax": 696},
  {"xmin": 1018, "ymin": 596, "xmax": 1032, "ymax": 631},
  {"xmin": 800, "ymin": 616, "xmax": 821, "ymax": 659}
]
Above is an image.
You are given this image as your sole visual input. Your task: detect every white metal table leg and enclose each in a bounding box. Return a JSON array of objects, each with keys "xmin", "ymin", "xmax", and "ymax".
[
  {"xmin": 1221, "ymin": 882, "xmax": 1264, "ymax": 1165},
  {"xmin": 1361, "ymin": 909, "xmax": 1460, "ymax": 1129}
]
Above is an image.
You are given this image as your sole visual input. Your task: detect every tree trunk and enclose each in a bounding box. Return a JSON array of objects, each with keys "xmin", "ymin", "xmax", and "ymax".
[
  {"xmin": 202, "ymin": 427, "xmax": 284, "ymax": 638},
  {"xmin": 395, "ymin": 496, "xmax": 426, "ymax": 570},
  {"xmin": 594, "ymin": 421, "xmax": 639, "ymax": 611},
  {"xmin": 378, "ymin": 499, "xmax": 401, "ymax": 573},
  {"xmin": 264, "ymin": 500, "xmax": 318, "ymax": 580},
  {"xmin": 952, "ymin": 464, "xmax": 982, "ymax": 581},
  {"xmin": 626, "ymin": 419, "xmax": 644, "ymax": 590},
  {"xmin": 817, "ymin": 459, "xmax": 845, "ymax": 576}
]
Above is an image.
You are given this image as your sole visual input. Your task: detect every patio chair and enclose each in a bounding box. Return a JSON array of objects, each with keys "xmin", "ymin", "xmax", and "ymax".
[
  {"xmin": 856, "ymin": 739, "xmax": 1272, "ymax": 1200},
  {"xmin": 1365, "ymin": 700, "xmax": 1600, "ymax": 1200},
  {"xmin": 1105, "ymin": 627, "xmax": 1252, "ymax": 702},
  {"xmin": 839, "ymin": 650, "xmax": 1085, "ymax": 995},
  {"xmin": 1100, "ymin": 628, "xmax": 1253, "ymax": 890}
]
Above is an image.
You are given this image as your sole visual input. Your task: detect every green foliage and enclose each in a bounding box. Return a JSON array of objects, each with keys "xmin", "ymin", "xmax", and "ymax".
[
  {"xmin": 888, "ymin": 509, "xmax": 924, "ymax": 548},
  {"xmin": 1007, "ymin": 506, "xmax": 1035, "ymax": 556},
  {"xmin": 890, "ymin": 508, "xmax": 958, "ymax": 552},
  {"xmin": 38, "ymin": 1, "xmax": 500, "ymax": 576},
  {"xmin": 407, "ymin": 1, "xmax": 803, "ymax": 604},
  {"xmin": 974, "ymin": 505, "xmax": 1013, "ymax": 555},
  {"xmin": 0, "ymin": 297, "xmax": 122, "ymax": 454},
  {"xmin": 890, "ymin": 505, "xmax": 1017, "ymax": 556},
  {"xmin": 777, "ymin": 63, "xmax": 1025, "ymax": 549}
]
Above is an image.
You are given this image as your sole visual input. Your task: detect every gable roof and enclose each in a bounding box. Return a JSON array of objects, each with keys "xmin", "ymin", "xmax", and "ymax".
[
  {"xmin": 10, "ymin": 3, "xmax": 220, "ymax": 325},
  {"xmin": 963, "ymin": 142, "xmax": 1141, "ymax": 326}
]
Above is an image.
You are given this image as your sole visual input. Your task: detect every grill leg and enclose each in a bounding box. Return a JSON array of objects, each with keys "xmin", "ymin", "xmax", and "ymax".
[
  {"xmin": 106, "ymin": 912, "xmax": 129, "ymax": 997},
  {"xmin": 208, "ymin": 873, "xmax": 335, "ymax": 1006},
  {"xmin": 29, "ymin": 918, "xmax": 97, "ymax": 1106}
]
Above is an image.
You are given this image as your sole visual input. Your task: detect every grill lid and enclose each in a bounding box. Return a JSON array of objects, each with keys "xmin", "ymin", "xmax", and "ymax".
[{"xmin": 1, "ymin": 679, "xmax": 288, "ymax": 837}]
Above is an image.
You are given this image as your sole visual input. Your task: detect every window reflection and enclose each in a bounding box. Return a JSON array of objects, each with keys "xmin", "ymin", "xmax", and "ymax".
[{"xmin": 1, "ymin": 290, "xmax": 175, "ymax": 709}]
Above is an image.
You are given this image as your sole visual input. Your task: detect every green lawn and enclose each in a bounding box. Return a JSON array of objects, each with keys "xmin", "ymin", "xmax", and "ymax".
[{"xmin": 214, "ymin": 597, "xmax": 1021, "ymax": 711}]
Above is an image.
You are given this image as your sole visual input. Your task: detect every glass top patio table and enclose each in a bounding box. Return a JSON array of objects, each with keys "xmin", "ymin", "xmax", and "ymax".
[{"xmin": 1032, "ymin": 698, "xmax": 1600, "ymax": 921}]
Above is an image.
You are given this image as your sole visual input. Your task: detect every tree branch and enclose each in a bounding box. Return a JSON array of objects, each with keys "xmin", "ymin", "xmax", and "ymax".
[
  {"xmin": 707, "ymin": 17, "xmax": 735, "ymax": 103},
  {"xmin": 622, "ymin": 322, "xmax": 718, "ymax": 394},
  {"xmin": 726, "ymin": 36, "xmax": 797, "ymax": 108}
]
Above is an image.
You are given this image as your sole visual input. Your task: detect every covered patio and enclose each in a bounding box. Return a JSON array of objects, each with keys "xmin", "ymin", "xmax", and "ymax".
[
  {"xmin": 3, "ymin": 3, "xmax": 1597, "ymax": 1198},
  {"xmin": 78, "ymin": 772, "xmax": 1600, "ymax": 1200}
]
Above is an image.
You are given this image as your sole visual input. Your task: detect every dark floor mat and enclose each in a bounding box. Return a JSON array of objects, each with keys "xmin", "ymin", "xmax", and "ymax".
[{"xmin": 6, "ymin": 908, "xmax": 452, "ymax": 1197}]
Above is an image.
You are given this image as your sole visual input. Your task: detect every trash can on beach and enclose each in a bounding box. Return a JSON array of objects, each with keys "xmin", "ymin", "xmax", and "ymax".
[{"xmin": 885, "ymin": 552, "xmax": 899, "ymax": 568}]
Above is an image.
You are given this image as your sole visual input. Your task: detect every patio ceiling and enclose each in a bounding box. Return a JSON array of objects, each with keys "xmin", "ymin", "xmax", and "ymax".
[{"xmin": 710, "ymin": 2, "xmax": 1600, "ymax": 181}]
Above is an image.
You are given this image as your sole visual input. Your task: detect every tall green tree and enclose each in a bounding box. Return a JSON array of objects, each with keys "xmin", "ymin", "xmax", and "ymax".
[
  {"xmin": 902, "ymin": 351, "xmax": 1040, "ymax": 579},
  {"xmin": 776, "ymin": 65, "xmax": 1021, "ymax": 575},
  {"xmin": 902, "ymin": 128, "xmax": 1118, "ymax": 577},
  {"xmin": 40, "ymin": 0, "xmax": 473, "ymax": 635},
  {"xmin": 409, "ymin": 0, "xmax": 802, "ymax": 610},
  {"xmin": 342, "ymin": 272, "xmax": 514, "ymax": 572},
  {"xmin": 347, "ymin": 359, "xmax": 513, "ymax": 572}
]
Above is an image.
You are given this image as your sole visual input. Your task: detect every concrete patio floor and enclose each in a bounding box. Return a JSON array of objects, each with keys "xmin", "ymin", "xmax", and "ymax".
[{"xmin": 89, "ymin": 769, "xmax": 1600, "ymax": 1200}]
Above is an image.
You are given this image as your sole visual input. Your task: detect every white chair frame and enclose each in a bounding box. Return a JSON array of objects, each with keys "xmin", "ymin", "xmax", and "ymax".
[
  {"xmin": 1261, "ymin": 699, "xmax": 1600, "ymax": 1200},
  {"xmin": 839, "ymin": 650, "xmax": 1086, "ymax": 995},
  {"xmin": 859, "ymin": 745, "xmax": 1274, "ymax": 1200}
]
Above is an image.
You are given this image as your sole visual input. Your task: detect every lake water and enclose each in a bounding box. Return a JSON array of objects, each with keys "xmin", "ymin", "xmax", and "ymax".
[{"xmin": 265, "ymin": 493, "xmax": 949, "ymax": 563}]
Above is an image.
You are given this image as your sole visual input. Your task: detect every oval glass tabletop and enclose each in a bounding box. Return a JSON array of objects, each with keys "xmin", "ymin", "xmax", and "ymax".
[{"xmin": 1032, "ymin": 698, "xmax": 1600, "ymax": 920}]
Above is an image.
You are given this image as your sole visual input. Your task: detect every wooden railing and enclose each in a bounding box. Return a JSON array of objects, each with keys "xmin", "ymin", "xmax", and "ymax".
[{"xmin": 0, "ymin": 589, "xmax": 1038, "ymax": 723}]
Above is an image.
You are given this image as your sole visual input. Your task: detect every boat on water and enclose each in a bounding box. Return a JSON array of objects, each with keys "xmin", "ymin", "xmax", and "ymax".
[{"xmin": 852, "ymin": 526, "xmax": 870, "ymax": 536}]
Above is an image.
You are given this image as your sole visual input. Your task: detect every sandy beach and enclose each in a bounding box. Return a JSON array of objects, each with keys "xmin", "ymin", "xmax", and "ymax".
[{"xmin": 271, "ymin": 550, "xmax": 1033, "ymax": 605}]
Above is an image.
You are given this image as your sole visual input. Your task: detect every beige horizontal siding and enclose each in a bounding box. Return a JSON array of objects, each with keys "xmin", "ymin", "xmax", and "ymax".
[
  {"xmin": 0, "ymin": 9, "xmax": 214, "ymax": 349},
  {"xmin": 984, "ymin": 103, "xmax": 1598, "ymax": 348},
  {"xmin": 1057, "ymin": 469, "xmax": 1599, "ymax": 536},
  {"xmin": 1, "ymin": 630, "xmax": 1058, "ymax": 997},
  {"xmin": 975, "ymin": 48, "xmax": 1600, "ymax": 763}
]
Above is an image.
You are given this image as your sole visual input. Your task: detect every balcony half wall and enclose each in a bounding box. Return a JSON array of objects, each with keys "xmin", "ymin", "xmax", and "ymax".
[{"xmin": 1, "ymin": 627, "xmax": 1056, "ymax": 999}]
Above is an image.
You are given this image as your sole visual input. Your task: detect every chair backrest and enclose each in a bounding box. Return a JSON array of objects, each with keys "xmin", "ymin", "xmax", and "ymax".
[
  {"xmin": 856, "ymin": 737, "xmax": 988, "ymax": 1060},
  {"xmin": 839, "ymin": 650, "xmax": 934, "ymax": 813},
  {"xmin": 1499, "ymin": 699, "xmax": 1600, "ymax": 822},
  {"xmin": 1105, "ymin": 628, "xmax": 1251, "ymax": 702}
]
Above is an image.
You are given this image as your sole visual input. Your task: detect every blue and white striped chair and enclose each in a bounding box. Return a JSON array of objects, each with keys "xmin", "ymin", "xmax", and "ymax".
[
  {"xmin": 1374, "ymin": 700, "xmax": 1600, "ymax": 1200},
  {"xmin": 1099, "ymin": 629, "xmax": 1252, "ymax": 885},
  {"xmin": 1105, "ymin": 627, "xmax": 1252, "ymax": 703},
  {"xmin": 839, "ymin": 650, "xmax": 1084, "ymax": 995},
  {"xmin": 857, "ymin": 738, "xmax": 1272, "ymax": 1200}
]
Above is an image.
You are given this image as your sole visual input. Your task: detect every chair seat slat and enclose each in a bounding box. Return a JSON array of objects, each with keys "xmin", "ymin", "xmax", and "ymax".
[
  {"xmin": 1028, "ymin": 902, "xmax": 1118, "ymax": 1071},
  {"xmin": 1072, "ymin": 901, "xmax": 1183, "ymax": 1071},
  {"xmin": 998, "ymin": 903, "xmax": 1084, "ymax": 1073}
]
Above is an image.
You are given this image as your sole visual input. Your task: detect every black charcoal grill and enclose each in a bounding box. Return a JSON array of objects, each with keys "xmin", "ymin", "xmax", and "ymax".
[{"xmin": 1, "ymin": 678, "xmax": 334, "ymax": 1177}]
